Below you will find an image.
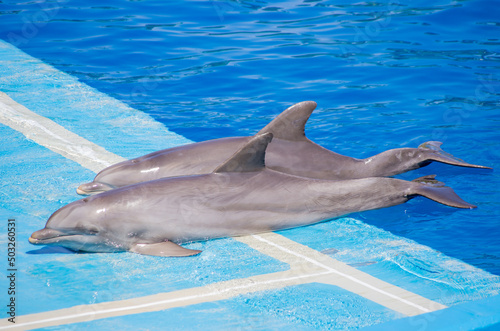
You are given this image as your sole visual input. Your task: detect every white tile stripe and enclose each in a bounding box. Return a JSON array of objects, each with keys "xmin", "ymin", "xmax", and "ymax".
[
  {"xmin": 0, "ymin": 270, "xmax": 335, "ymax": 330},
  {"xmin": 0, "ymin": 91, "xmax": 125, "ymax": 173},
  {"xmin": 0, "ymin": 92, "xmax": 445, "ymax": 330},
  {"xmin": 251, "ymin": 234, "xmax": 432, "ymax": 313}
]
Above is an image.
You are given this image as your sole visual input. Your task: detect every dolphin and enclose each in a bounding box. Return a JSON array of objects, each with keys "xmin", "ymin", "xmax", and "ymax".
[
  {"xmin": 77, "ymin": 101, "xmax": 490, "ymax": 195},
  {"xmin": 31, "ymin": 133, "xmax": 476, "ymax": 256}
]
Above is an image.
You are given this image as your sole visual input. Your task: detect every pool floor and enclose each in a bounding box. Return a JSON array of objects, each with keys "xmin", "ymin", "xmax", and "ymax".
[{"xmin": 1, "ymin": 40, "xmax": 500, "ymax": 330}]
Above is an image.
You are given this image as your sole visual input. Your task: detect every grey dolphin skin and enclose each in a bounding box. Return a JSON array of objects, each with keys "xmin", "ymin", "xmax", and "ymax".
[
  {"xmin": 31, "ymin": 133, "xmax": 476, "ymax": 257},
  {"xmin": 77, "ymin": 101, "xmax": 490, "ymax": 195}
]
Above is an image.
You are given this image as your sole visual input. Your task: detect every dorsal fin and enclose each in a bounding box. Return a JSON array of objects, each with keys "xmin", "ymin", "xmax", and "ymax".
[
  {"xmin": 214, "ymin": 133, "xmax": 273, "ymax": 173},
  {"xmin": 256, "ymin": 101, "xmax": 316, "ymax": 141}
]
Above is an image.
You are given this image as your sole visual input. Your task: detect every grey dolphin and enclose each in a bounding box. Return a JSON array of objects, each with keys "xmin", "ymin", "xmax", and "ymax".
[
  {"xmin": 31, "ymin": 133, "xmax": 476, "ymax": 256},
  {"xmin": 77, "ymin": 101, "xmax": 490, "ymax": 195}
]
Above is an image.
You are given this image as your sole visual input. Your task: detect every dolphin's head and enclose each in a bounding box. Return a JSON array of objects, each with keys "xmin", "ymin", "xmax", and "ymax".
[
  {"xmin": 76, "ymin": 181, "xmax": 115, "ymax": 195},
  {"xmin": 77, "ymin": 157, "xmax": 159, "ymax": 195},
  {"xmin": 29, "ymin": 197, "xmax": 124, "ymax": 253}
]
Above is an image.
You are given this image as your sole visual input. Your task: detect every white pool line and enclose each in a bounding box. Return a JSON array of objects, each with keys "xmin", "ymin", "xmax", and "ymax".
[
  {"xmin": 0, "ymin": 92, "xmax": 447, "ymax": 330},
  {"xmin": 0, "ymin": 270, "xmax": 334, "ymax": 330},
  {"xmin": 0, "ymin": 91, "xmax": 125, "ymax": 173},
  {"xmin": 251, "ymin": 234, "xmax": 432, "ymax": 313},
  {"xmin": 0, "ymin": 230, "xmax": 444, "ymax": 331}
]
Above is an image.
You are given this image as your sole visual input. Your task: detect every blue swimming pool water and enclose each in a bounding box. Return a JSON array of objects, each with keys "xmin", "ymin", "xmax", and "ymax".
[{"xmin": 1, "ymin": 0, "xmax": 499, "ymax": 283}]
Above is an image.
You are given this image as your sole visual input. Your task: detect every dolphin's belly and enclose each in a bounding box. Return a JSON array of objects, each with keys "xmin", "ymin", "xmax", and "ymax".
[
  {"xmin": 139, "ymin": 208, "xmax": 327, "ymax": 244},
  {"xmin": 113, "ymin": 184, "xmax": 331, "ymax": 244}
]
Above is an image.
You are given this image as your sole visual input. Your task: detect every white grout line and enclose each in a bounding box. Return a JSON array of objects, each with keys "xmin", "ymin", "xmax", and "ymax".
[
  {"xmin": 252, "ymin": 234, "xmax": 432, "ymax": 313},
  {"xmin": 0, "ymin": 270, "xmax": 334, "ymax": 330},
  {"xmin": 0, "ymin": 92, "xmax": 445, "ymax": 330},
  {"xmin": 0, "ymin": 92, "xmax": 125, "ymax": 173}
]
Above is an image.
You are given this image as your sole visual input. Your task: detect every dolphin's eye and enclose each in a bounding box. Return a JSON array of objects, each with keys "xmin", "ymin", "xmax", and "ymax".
[
  {"xmin": 88, "ymin": 229, "xmax": 99, "ymax": 235},
  {"xmin": 82, "ymin": 225, "xmax": 99, "ymax": 235},
  {"xmin": 82, "ymin": 198, "xmax": 89, "ymax": 203}
]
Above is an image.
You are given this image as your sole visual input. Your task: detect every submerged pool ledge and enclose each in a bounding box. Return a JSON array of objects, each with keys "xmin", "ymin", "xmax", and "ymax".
[{"xmin": 364, "ymin": 293, "xmax": 500, "ymax": 331}]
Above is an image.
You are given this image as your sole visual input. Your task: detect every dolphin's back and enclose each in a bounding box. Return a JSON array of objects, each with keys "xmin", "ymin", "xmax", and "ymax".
[{"xmin": 87, "ymin": 137, "xmax": 251, "ymax": 190}]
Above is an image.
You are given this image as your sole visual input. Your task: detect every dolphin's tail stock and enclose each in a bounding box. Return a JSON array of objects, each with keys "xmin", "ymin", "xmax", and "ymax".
[
  {"xmin": 418, "ymin": 141, "xmax": 492, "ymax": 169},
  {"xmin": 409, "ymin": 175, "xmax": 476, "ymax": 209},
  {"xmin": 76, "ymin": 181, "xmax": 115, "ymax": 195}
]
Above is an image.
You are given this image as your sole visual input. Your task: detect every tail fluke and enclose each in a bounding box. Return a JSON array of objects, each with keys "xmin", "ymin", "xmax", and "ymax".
[
  {"xmin": 410, "ymin": 175, "xmax": 477, "ymax": 209},
  {"xmin": 418, "ymin": 141, "xmax": 492, "ymax": 169}
]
